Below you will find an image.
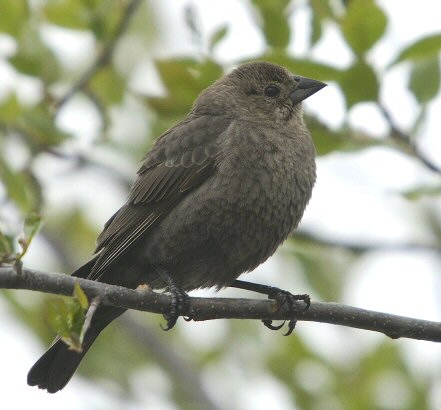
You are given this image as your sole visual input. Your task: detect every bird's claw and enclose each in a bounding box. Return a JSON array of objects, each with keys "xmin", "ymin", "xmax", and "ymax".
[
  {"xmin": 262, "ymin": 319, "xmax": 285, "ymax": 331},
  {"xmin": 161, "ymin": 287, "xmax": 193, "ymax": 331},
  {"xmin": 271, "ymin": 289, "xmax": 310, "ymax": 311},
  {"xmin": 262, "ymin": 319, "xmax": 297, "ymax": 335},
  {"xmin": 265, "ymin": 288, "xmax": 310, "ymax": 335}
]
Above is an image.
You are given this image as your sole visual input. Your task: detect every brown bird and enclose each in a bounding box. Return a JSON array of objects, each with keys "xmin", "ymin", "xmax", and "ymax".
[{"xmin": 27, "ymin": 61, "xmax": 325, "ymax": 393}]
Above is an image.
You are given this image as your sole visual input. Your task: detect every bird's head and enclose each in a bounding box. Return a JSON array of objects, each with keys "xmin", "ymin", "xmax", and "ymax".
[{"xmin": 193, "ymin": 61, "xmax": 326, "ymax": 126}]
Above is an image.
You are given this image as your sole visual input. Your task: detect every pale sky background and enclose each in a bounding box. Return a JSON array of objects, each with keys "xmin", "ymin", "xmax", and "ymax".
[{"xmin": 1, "ymin": 0, "xmax": 441, "ymax": 409}]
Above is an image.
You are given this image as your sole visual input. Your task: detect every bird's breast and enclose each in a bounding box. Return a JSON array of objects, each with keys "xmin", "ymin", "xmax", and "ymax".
[{"xmin": 207, "ymin": 129, "xmax": 315, "ymax": 268}]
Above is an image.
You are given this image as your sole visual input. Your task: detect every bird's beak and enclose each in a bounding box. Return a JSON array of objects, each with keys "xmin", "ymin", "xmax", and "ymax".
[{"xmin": 289, "ymin": 76, "xmax": 327, "ymax": 105}]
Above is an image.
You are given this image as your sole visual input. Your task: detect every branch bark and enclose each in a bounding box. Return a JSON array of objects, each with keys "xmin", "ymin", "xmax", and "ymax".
[{"xmin": 1, "ymin": 266, "xmax": 441, "ymax": 343}]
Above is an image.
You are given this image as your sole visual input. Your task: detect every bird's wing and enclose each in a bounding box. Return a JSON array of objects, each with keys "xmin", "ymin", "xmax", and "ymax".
[{"xmin": 87, "ymin": 114, "xmax": 230, "ymax": 281}]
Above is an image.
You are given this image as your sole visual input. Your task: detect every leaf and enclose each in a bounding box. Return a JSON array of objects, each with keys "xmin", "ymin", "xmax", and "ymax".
[
  {"xmin": 338, "ymin": 61, "xmax": 379, "ymax": 107},
  {"xmin": 23, "ymin": 212, "xmax": 43, "ymax": 243},
  {"xmin": 184, "ymin": 4, "xmax": 201, "ymax": 43},
  {"xmin": 47, "ymin": 299, "xmax": 72, "ymax": 339},
  {"xmin": 401, "ymin": 185, "xmax": 441, "ymax": 201},
  {"xmin": 208, "ymin": 25, "xmax": 228, "ymax": 52},
  {"xmin": 9, "ymin": 26, "xmax": 60, "ymax": 82},
  {"xmin": 18, "ymin": 212, "xmax": 43, "ymax": 258},
  {"xmin": 43, "ymin": 0, "xmax": 90, "ymax": 30},
  {"xmin": 47, "ymin": 296, "xmax": 87, "ymax": 352},
  {"xmin": 262, "ymin": 53, "xmax": 342, "ymax": 81},
  {"xmin": 44, "ymin": 208, "xmax": 100, "ymax": 261},
  {"xmin": 90, "ymin": 66, "xmax": 126, "ymax": 104},
  {"xmin": 0, "ymin": 158, "xmax": 40, "ymax": 212},
  {"xmin": 392, "ymin": 33, "xmax": 441, "ymax": 66},
  {"xmin": 16, "ymin": 104, "xmax": 71, "ymax": 147},
  {"xmin": 0, "ymin": 0, "xmax": 28, "ymax": 36},
  {"xmin": 305, "ymin": 116, "xmax": 352, "ymax": 155},
  {"xmin": 408, "ymin": 56, "xmax": 440, "ymax": 103},
  {"xmin": 0, "ymin": 95, "xmax": 22, "ymax": 122},
  {"xmin": 252, "ymin": 0, "xmax": 291, "ymax": 48},
  {"xmin": 0, "ymin": 230, "xmax": 16, "ymax": 264},
  {"xmin": 309, "ymin": 0, "xmax": 335, "ymax": 46},
  {"xmin": 74, "ymin": 283, "xmax": 89, "ymax": 310},
  {"xmin": 341, "ymin": 0, "xmax": 387, "ymax": 55},
  {"xmin": 148, "ymin": 58, "xmax": 223, "ymax": 117}
]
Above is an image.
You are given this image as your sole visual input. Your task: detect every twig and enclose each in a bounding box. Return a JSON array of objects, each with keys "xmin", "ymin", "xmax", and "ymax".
[
  {"xmin": 292, "ymin": 231, "xmax": 441, "ymax": 253},
  {"xmin": 122, "ymin": 316, "xmax": 223, "ymax": 410},
  {"xmin": 1, "ymin": 266, "xmax": 441, "ymax": 343},
  {"xmin": 81, "ymin": 295, "xmax": 101, "ymax": 342},
  {"xmin": 54, "ymin": 0, "xmax": 142, "ymax": 112},
  {"xmin": 379, "ymin": 104, "xmax": 441, "ymax": 175}
]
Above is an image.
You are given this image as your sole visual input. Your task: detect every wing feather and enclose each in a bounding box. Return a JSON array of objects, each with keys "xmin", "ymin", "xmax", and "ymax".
[{"xmin": 86, "ymin": 115, "xmax": 229, "ymax": 281}]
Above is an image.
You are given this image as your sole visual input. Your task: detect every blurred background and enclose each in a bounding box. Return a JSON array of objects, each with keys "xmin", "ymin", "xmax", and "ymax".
[{"xmin": 1, "ymin": 0, "xmax": 441, "ymax": 409}]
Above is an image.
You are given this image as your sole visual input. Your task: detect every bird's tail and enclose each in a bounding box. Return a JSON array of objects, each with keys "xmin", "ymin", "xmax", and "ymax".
[
  {"xmin": 27, "ymin": 305, "xmax": 126, "ymax": 393},
  {"xmin": 27, "ymin": 259, "xmax": 126, "ymax": 393}
]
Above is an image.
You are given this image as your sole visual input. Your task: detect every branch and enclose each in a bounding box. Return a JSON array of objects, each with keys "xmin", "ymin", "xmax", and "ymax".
[
  {"xmin": 1, "ymin": 266, "xmax": 441, "ymax": 343},
  {"xmin": 54, "ymin": 0, "xmax": 142, "ymax": 111},
  {"xmin": 121, "ymin": 316, "xmax": 223, "ymax": 410},
  {"xmin": 379, "ymin": 104, "xmax": 441, "ymax": 175},
  {"xmin": 292, "ymin": 231, "xmax": 441, "ymax": 254}
]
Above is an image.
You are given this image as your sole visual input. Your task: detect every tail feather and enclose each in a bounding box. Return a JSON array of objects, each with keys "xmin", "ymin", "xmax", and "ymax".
[{"xmin": 28, "ymin": 301, "xmax": 126, "ymax": 392}]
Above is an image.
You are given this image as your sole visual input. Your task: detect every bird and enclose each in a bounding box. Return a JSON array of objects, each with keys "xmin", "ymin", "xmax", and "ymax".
[{"xmin": 27, "ymin": 61, "xmax": 326, "ymax": 393}]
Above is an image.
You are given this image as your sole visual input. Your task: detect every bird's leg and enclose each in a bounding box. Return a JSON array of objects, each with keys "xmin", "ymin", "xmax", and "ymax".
[
  {"xmin": 229, "ymin": 280, "xmax": 310, "ymax": 336},
  {"xmin": 152, "ymin": 264, "xmax": 193, "ymax": 330}
]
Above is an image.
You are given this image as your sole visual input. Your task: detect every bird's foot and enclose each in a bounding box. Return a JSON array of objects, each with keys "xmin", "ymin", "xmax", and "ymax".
[
  {"xmin": 229, "ymin": 280, "xmax": 309, "ymax": 336},
  {"xmin": 161, "ymin": 284, "xmax": 192, "ymax": 331},
  {"xmin": 263, "ymin": 288, "xmax": 310, "ymax": 336},
  {"xmin": 152, "ymin": 264, "xmax": 193, "ymax": 331}
]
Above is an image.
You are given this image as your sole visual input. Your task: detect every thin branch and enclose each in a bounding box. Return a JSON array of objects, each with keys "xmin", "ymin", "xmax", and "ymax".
[
  {"xmin": 379, "ymin": 104, "xmax": 441, "ymax": 175},
  {"xmin": 292, "ymin": 231, "xmax": 441, "ymax": 254},
  {"xmin": 54, "ymin": 0, "xmax": 142, "ymax": 112},
  {"xmin": 122, "ymin": 316, "xmax": 223, "ymax": 410},
  {"xmin": 1, "ymin": 266, "xmax": 441, "ymax": 343},
  {"xmin": 81, "ymin": 295, "xmax": 101, "ymax": 343}
]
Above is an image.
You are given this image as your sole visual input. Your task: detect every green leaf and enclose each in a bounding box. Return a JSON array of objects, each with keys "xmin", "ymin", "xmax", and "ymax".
[
  {"xmin": 0, "ymin": 158, "xmax": 41, "ymax": 212},
  {"xmin": 148, "ymin": 59, "xmax": 223, "ymax": 117},
  {"xmin": 0, "ymin": 0, "xmax": 28, "ymax": 36},
  {"xmin": 16, "ymin": 104, "xmax": 70, "ymax": 147},
  {"xmin": 90, "ymin": 66, "xmax": 126, "ymax": 104},
  {"xmin": 44, "ymin": 208, "xmax": 100, "ymax": 261},
  {"xmin": 23, "ymin": 212, "xmax": 42, "ymax": 242},
  {"xmin": 47, "ymin": 296, "xmax": 87, "ymax": 352},
  {"xmin": 208, "ymin": 25, "xmax": 228, "ymax": 52},
  {"xmin": 402, "ymin": 184, "xmax": 441, "ymax": 200},
  {"xmin": 262, "ymin": 53, "xmax": 342, "ymax": 81},
  {"xmin": 338, "ymin": 61, "xmax": 379, "ymax": 107},
  {"xmin": 10, "ymin": 26, "xmax": 60, "ymax": 82},
  {"xmin": 0, "ymin": 230, "xmax": 16, "ymax": 264},
  {"xmin": 309, "ymin": 0, "xmax": 335, "ymax": 46},
  {"xmin": 18, "ymin": 212, "xmax": 43, "ymax": 258},
  {"xmin": 304, "ymin": 116, "xmax": 372, "ymax": 155},
  {"xmin": 0, "ymin": 95, "xmax": 22, "ymax": 122},
  {"xmin": 341, "ymin": 0, "xmax": 387, "ymax": 55},
  {"xmin": 74, "ymin": 283, "xmax": 89, "ymax": 310},
  {"xmin": 86, "ymin": 0, "xmax": 122, "ymax": 40},
  {"xmin": 408, "ymin": 56, "xmax": 440, "ymax": 103},
  {"xmin": 43, "ymin": 0, "xmax": 90, "ymax": 30},
  {"xmin": 392, "ymin": 33, "xmax": 441, "ymax": 65},
  {"xmin": 252, "ymin": 0, "xmax": 291, "ymax": 48}
]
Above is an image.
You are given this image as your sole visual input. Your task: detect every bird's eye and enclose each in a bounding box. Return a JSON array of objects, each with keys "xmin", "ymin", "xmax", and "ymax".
[{"xmin": 264, "ymin": 85, "xmax": 280, "ymax": 97}]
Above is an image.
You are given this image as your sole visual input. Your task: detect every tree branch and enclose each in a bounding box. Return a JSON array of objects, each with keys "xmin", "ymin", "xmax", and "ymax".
[
  {"xmin": 1, "ymin": 266, "xmax": 441, "ymax": 343},
  {"xmin": 379, "ymin": 104, "xmax": 441, "ymax": 175},
  {"xmin": 121, "ymin": 316, "xmax": 223, "ymax": 410},
  {"xmin": 54, "ymin": 0, "xmax": 142, "ymax": 112}
]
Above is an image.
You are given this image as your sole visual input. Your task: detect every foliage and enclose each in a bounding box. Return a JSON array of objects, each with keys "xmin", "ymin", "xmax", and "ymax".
[{"xmin": 0, "ymin": 0, "xmax": 440, "ymax": 409}]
